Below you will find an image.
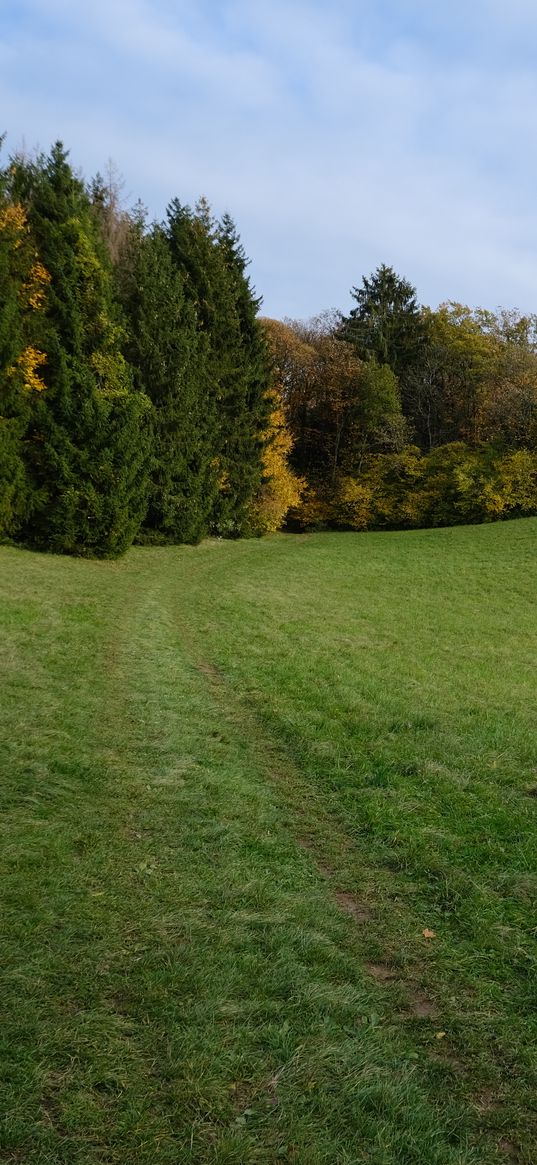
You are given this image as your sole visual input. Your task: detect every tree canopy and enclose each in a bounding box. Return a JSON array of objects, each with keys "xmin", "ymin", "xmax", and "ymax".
[{"xmin": 1, "ymin": 136, "xmax": 537, "ymax": 554}]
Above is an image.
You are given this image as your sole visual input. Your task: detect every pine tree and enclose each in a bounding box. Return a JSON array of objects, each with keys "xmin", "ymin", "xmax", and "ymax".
[
  {"xmin": 0, "ymin": 151, "xmax": 49, "ymax": 540},
  {"xmin": 343, "ymin": 264, "xmax": 425, "ymax": 379},
  {"xmin": 119, "ymin": 218, "xmax": 212, "ymax": 544},
  {"xmin": 0, "ymin": 197, "xmax": 30, "ymax": 540},
  {"xmin": 165, "ymin": 197, "xmax": 236, "ymax": 534},
  {"xmin": 9, "ymin": 143, "xmax": 152, "ymax": 556},
  {"xmin": 215, "ymin": 213, "xmax": 271, "ymax": 535}
]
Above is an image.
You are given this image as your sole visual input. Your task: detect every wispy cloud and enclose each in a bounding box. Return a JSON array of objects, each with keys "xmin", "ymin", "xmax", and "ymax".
[{"xmin": 2, "ymin": 0, "xmax": 537, "ymax": 318}]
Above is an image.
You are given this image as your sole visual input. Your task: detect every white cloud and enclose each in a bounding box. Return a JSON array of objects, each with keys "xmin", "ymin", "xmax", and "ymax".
[{"xmin": 3, "ymin": 0, "xmax": 537, "ymax": 317}]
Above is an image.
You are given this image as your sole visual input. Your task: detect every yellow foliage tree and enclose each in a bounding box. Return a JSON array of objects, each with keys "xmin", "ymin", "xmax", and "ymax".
[
  {"xmin": 24, "ymin": 261, "xmax": 51, "ymax": 311},
  {"xmin": 334, "ymin": 476, "xmax": 373, "ymax": 530},
  {"xmin": 1, "ymin": 198, "xmax": 50, "ymax": 538},
  {"xmin": 249, "ymin": 390, "xmax": 304, "ymax": 533},
  {"xmin": 8, "ymin": 345, "xmax": 47, "ymax": 392},
  {"xmin": 1, "ymin": 202, "xmax": 49, "ymax": 393}
]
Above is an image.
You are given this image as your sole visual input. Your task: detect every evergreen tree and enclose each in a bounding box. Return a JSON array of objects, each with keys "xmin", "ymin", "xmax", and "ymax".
[
  {"xmin": 214, "ymin": 213, "xmax": 271, "ymax": 535},
  {"xmin": 119, "ymin": 219, "xmax": 211, "ymax": 543},
  {"xmin": 167, "ymin": 198, "xmax": 266, "ymax": 537},
  {"xmin": 343, "ymin": 264, "xmax": 425, "ymax": 379},
  {"xmin": 0, "ymin": 197, "xmax": 30, "ymax": 540},
  {"xmin": 0, "ymin": 153, "xmax": 49, "ymax": 540},
  {"xmin": 165, "ymin": 197, "xmax": 231, "ymax": 537},
  {"xmin": 9, "ymin": 143, "xmax": 151, "ymax": 556}
]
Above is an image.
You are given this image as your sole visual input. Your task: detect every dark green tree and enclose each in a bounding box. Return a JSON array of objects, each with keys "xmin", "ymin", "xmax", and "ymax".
[
  {"xmin": 165, "ymin": 198, "xmax": 237, "ymax": 536},
  {"xmin": 166, "ymin": 198, "xmax": 269, "ymax": 537},
  {"xmin": 0, "ymin": 176, "xmax": 34, "ymax": 539},
  {"xmin": 9, "ymin": 143, "xmax": 152, "ymax": 556},
  {"xmin": 214, "ymin": 213, "xmax": 271, "ymax": 535},
  {"xmin": 119, "ymin": 218, "xmax": 212, "ymax": 543},
  {"xmin": 343, "ymin": 264, "xmax": 425, "ymax": 380}
]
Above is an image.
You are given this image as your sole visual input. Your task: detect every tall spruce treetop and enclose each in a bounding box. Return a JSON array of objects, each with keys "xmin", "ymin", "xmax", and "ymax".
[
  {"xmin": 343, "ymin": 264, "xmax": 425, "ymax": 379},
  {"xmin": 166, "ymin": 197, "xmax": 226, "ymax": 337}
]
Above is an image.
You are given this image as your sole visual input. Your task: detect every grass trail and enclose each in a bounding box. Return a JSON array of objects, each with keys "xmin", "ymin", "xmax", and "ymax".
[{"xmin": 1, "ymin": 521, "xmax": 536, "ymax": 1163}]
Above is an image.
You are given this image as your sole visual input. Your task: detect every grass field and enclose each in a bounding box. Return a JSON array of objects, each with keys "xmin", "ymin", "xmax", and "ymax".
[{"xmin": 1, "ymin": 520, "xmax": 536, "ymax": 1164}]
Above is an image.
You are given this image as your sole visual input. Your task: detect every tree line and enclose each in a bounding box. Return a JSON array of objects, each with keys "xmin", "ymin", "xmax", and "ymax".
[
  {"xmin": 0, "ymin": 141, "xmax": 297, "ymax": 556},
  {"xmin": 1, "ymin": 139, "xmax": 536, "ymax": 556},
  {"xmin": 265, "ymin": 267, "xmax": 537, "ymax": 530}
]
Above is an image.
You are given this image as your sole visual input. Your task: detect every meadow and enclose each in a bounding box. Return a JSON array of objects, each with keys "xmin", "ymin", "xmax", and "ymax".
[{"xmin": 1, "ymin": 520, "xmax": 536, "ymax": 1164}]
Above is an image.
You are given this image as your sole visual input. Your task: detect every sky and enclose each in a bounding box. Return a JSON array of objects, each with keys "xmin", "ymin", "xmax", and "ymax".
[{"xmin": 2, "ymin": 0, "xmax": 537, "ymax": 320}]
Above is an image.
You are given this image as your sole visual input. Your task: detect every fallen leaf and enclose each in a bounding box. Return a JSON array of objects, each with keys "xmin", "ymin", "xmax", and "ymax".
[
  {"xmin": 423, "ymin": 929, "xmax": 436, "ymax": 939},
  {"xmin": 435, "ymin": 1031, "xmax": 447, "ymax": 1040}
]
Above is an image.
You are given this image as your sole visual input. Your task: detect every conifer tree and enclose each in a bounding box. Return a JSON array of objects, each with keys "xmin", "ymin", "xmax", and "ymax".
[
  {"xmin": 165, "ymin": 198, "xmax": 236, "ymax": 537},
  {"xmin": 119, "ymin": 219, "xmax": 212, "ymax": 543},
  {"xmin": 0, "ymin": 153, "xmax": 49, "ymax": 539},
  {"xmin": 343, "ymin": 264, "xmax": 425, "ymax": 379},
  {"xmin": 166, "ymin": 199, "xmax": 258, "ymax": 537},
  {"xmin": 9, "ymin": 143, "xmax": 151, "ymax": 556},
  {"xmin": 215, "ymin": 213, "xmax": 271, "ymax": 535},
  {"xmin": 0, "ymin": 198, "xmax": 31, "ymax": 539}
]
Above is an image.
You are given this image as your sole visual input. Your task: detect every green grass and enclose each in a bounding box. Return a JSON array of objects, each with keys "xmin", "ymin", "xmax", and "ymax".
[{"xmin": 1, "ymin": 520, "xmax": 536, "ymax": 1164}]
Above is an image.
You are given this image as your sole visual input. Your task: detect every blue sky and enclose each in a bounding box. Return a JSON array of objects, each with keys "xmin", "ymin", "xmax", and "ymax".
[{"xmin": 2, "ymin": 0, "xmax": 537, "ymax": 319}]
